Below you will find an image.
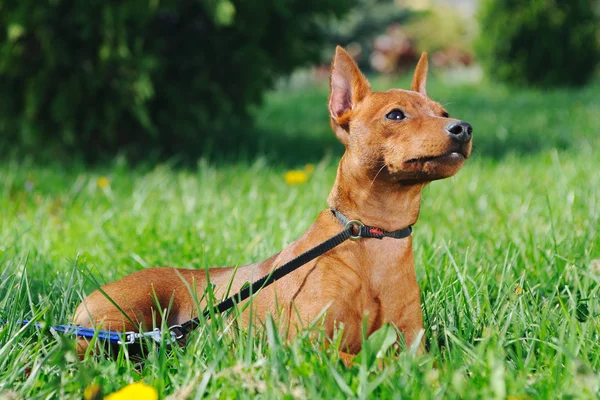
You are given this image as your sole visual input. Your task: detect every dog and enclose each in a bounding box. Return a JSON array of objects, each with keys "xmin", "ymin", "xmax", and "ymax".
[{"xmin": 74, "ymin": 46, "xmax": 472, "ymax": 359}]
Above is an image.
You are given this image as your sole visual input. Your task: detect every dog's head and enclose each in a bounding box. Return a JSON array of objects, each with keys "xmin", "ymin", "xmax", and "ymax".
[{"xmin": 329, "ymin": 46, "xmax": 472, "ymax": 184}]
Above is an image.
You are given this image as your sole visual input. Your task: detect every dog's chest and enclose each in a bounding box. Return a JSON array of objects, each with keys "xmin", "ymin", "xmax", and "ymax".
[
  {"xmin": 325, "ymin": 238, "xmax": 417, "ymax": 330},
  {"xmin": 360, "ymin": 238, "xmax": 413, "ymax": 289}
]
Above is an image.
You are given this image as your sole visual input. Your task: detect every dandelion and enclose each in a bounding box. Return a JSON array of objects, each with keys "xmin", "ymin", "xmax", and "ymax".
[
  {"xmin": 97, "ymin": 176, "xmax": 110, "ymax": 189},
  {"xmin": 284, "ymin": 170, "xmax": 308, "ymax": 185},
  {"xmin": 83, "ymin": 383, "xmax": 102, "ymax": 400},
  {"xmin": 104, "ymin": 382, "xmax": 158, "ymax": 400},
  {"xmin": 514, "ymin": 285, "xmax": 524, "ymax": 296}
]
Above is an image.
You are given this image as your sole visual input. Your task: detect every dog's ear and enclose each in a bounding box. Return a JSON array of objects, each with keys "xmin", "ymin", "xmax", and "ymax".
[
  {"xmin": 411, "ymin": 52, "xmax": 428, "ymax": 96},
  {"xmin": 329, "ymin": 46, "xmax": 371, "ymax": 129}
]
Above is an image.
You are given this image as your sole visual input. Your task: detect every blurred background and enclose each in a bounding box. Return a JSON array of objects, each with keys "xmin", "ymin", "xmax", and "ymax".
[
  {"xmin": 0, "ymin": 0, "xmax": 598, "ymax": 163},
  {"xmin": 2, "ymin": 3, "xmax": 599, "ymax": 397}
]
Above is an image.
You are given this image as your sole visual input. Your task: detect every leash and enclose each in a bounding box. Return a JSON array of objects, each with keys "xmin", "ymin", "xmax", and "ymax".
[
  {"xmin": 176, "ymin": 210, "xmax": 411, "ymax": 335},
  {"xmin": 3, "ymin": 209, "xmax": 412, "ymax": 346},
  {"xmin": 1, "ymin": 320, "xmax": 174, "ymax": 345}
]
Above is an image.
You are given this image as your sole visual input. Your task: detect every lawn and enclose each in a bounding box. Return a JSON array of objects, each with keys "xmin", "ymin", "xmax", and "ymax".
[{"xmin": 0, "ymin": 73, "xmax": 599, "ymax": 399}]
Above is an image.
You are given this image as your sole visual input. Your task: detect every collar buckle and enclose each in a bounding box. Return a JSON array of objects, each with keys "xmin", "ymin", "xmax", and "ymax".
[
  {"xmin": 332, "ymin": 208, "xmax": 412, "ymax": 240},
  {"xmin": 344, "ymin": 220, "xmax": 364, "ymax": 240}
]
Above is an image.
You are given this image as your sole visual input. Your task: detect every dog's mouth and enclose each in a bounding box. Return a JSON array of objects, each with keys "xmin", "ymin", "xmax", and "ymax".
[{"xmin": 405, "ymin": 150, "xmax": 466, "ymax": 165}]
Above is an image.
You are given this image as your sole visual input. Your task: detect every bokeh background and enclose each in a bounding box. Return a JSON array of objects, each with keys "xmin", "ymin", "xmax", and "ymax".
[
  {"xmin": 1, "ymin": 2, "xmax": 600, "ymax": 398},
  {"xmin": 1, "ymin": 0, "xmax": 598, "ymax": 163}
]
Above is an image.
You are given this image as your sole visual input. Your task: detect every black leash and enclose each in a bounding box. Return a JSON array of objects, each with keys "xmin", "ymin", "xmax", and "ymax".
[
  {"xmin": 176, "ymin": 209, "xmax": 412, "ymax": 335},
  {"xmin": 4, "ymin": 209, "xmax": 412, "ymax": 345}
]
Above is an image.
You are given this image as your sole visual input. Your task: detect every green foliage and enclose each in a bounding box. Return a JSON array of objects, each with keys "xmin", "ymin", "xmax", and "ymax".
[
  {"xmin": 476, "ymin": 0, "xmax": 600, "ymax": 87},
  {"xmin": 319, "ymin": 0, "xmax": 415, "ymax": 69},
  {"xmin": 1, "ymin": 78, "xmax": 600, "ymax": 398},
  {"xmin": 0, "ymin": 0, "xmax": 355, "ymax": 158},
  {"xmin": 405, "ymin": 5, "xmax": 476, "ymax": 54}
]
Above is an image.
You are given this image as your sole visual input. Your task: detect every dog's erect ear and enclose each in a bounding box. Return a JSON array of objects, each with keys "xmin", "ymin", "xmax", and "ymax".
[
  {"xmin": 411, "ymin": 52, "xmax": 428, "ymax": 96},
  {"xmin": 329, "ymin": 46, "xmax": 371, "ymax": 127}
]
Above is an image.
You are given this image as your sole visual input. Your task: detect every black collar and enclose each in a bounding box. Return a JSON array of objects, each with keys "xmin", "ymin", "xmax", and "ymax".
[{"xmin": 330, "ymin": 209, "xmax": 412, "ymax": 240}]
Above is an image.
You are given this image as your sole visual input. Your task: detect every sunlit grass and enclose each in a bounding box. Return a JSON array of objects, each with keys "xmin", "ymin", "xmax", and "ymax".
[{"xmin": 0, "ymin": 77, "xmax": 599, "ymax": 398}]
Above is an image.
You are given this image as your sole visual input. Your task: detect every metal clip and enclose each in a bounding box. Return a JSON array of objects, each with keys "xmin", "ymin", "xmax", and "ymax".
[
  {"xmin": 345, "ymin": 219, "xmax": 364, "ymax": 241},
  {"xmin": 117, "ymin": 328, "xmax": 179, "ymax": 345},
  {"xmin": 168, "ymin": 325, "xmax": 185, "ymax": 341},
  {"xmin": 118, "ymin": 331, "xmax": 138, "ymax": 345},
  {"xmin": 141, "ymin": 328, "xmax": 164, "ymax": 343}
]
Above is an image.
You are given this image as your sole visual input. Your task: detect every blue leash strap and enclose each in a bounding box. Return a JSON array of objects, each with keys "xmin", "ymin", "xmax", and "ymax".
[
  {"xmin": 48, "ymin": 323, "xmax": 123, "ymax": 344},
  {"xmin": 5, "ymin": 320, "xmax": 179, "ymax": 345}
]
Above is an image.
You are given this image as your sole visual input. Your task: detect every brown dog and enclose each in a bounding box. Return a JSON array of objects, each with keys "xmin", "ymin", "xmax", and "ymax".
[{"xmin": 74, "ymin": 47, "xmax": 472, "ymax": 357}]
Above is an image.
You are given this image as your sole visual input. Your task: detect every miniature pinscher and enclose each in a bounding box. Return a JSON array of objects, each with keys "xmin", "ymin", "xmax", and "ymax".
[{"xmin": 74, "ymin": 46, "xmax": 472, "ymax": 359}]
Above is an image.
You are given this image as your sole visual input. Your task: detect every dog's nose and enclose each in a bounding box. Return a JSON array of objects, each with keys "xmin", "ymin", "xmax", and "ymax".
[{"xmin": 445, "ymin": 121, "xmax": 473, "ymax": 144}]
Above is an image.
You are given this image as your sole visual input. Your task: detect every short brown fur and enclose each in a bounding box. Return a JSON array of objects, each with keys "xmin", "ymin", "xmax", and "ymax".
[{"xmin": 74, "ymin": 47, "xmax": 472, "ymax": 358}]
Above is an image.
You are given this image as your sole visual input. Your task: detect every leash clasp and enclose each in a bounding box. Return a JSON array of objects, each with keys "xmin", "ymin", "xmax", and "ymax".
[
  {"xmin": 345, "ymin": 220, "xmax": 364, "ymax": 241},
  {"xmin": 118, "ymin": 327, "xmax": 180, "ymax": 345},
  {"xmin": 118, "ymin": 331, "xmax": 140, "ymax": 345},
  {"xmin": 168, "ymin": 324, "xmax": 185, "ymax": 340}
]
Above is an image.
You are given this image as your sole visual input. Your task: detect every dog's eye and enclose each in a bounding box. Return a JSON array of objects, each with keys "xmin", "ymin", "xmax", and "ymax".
[
  {"xmin": 442, "ymin": 111, "xmax": 449, "ymax": 118},
  {"xmin": 385, "ymin": 109, "xmax": 406, "ymax": 121}
]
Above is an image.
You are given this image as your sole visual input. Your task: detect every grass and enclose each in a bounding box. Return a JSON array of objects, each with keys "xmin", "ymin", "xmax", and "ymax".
[{"xmin": 1, "ymin": 73, "xmax": 600, "ymax": 398}]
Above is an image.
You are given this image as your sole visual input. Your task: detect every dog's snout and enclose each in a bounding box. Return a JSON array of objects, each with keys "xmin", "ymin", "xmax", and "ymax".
[{"xmin": 445, "ymin": 121, "xmax": 473, "ymax": 144}]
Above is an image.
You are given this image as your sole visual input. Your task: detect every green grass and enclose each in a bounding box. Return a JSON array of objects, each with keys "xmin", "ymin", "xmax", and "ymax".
[{"xmin": 1, "ymin": 75, "xmax": 599, "ymax": 399}]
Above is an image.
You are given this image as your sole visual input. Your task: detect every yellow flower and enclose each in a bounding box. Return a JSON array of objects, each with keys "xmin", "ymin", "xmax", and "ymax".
[
  {"xmin": 284, "ymin": 170, "xmax": 308, "ymax": 185},
  {"xmin": 514, "ymin": 285, "xmax": 524, "ymax": 296},
  {"xmin": 97, "ymin": 176, "xmax": 111, "ymax": 189},
  {"xmin": 105, "ymin": 382, "xmax": 158, "ymax": 400},
  {"xmin": 304, "ymin": 163, "xmax": 315, "ymax": 174},
  {"xmin": 83, "ymin": 383, "xmax": 102, "ymax": 400}
]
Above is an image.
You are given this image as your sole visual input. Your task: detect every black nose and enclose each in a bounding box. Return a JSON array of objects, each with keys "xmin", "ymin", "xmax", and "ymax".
[{"xmin": 445, "ymin": 121, "xmax": 473, "ymax": 144}]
